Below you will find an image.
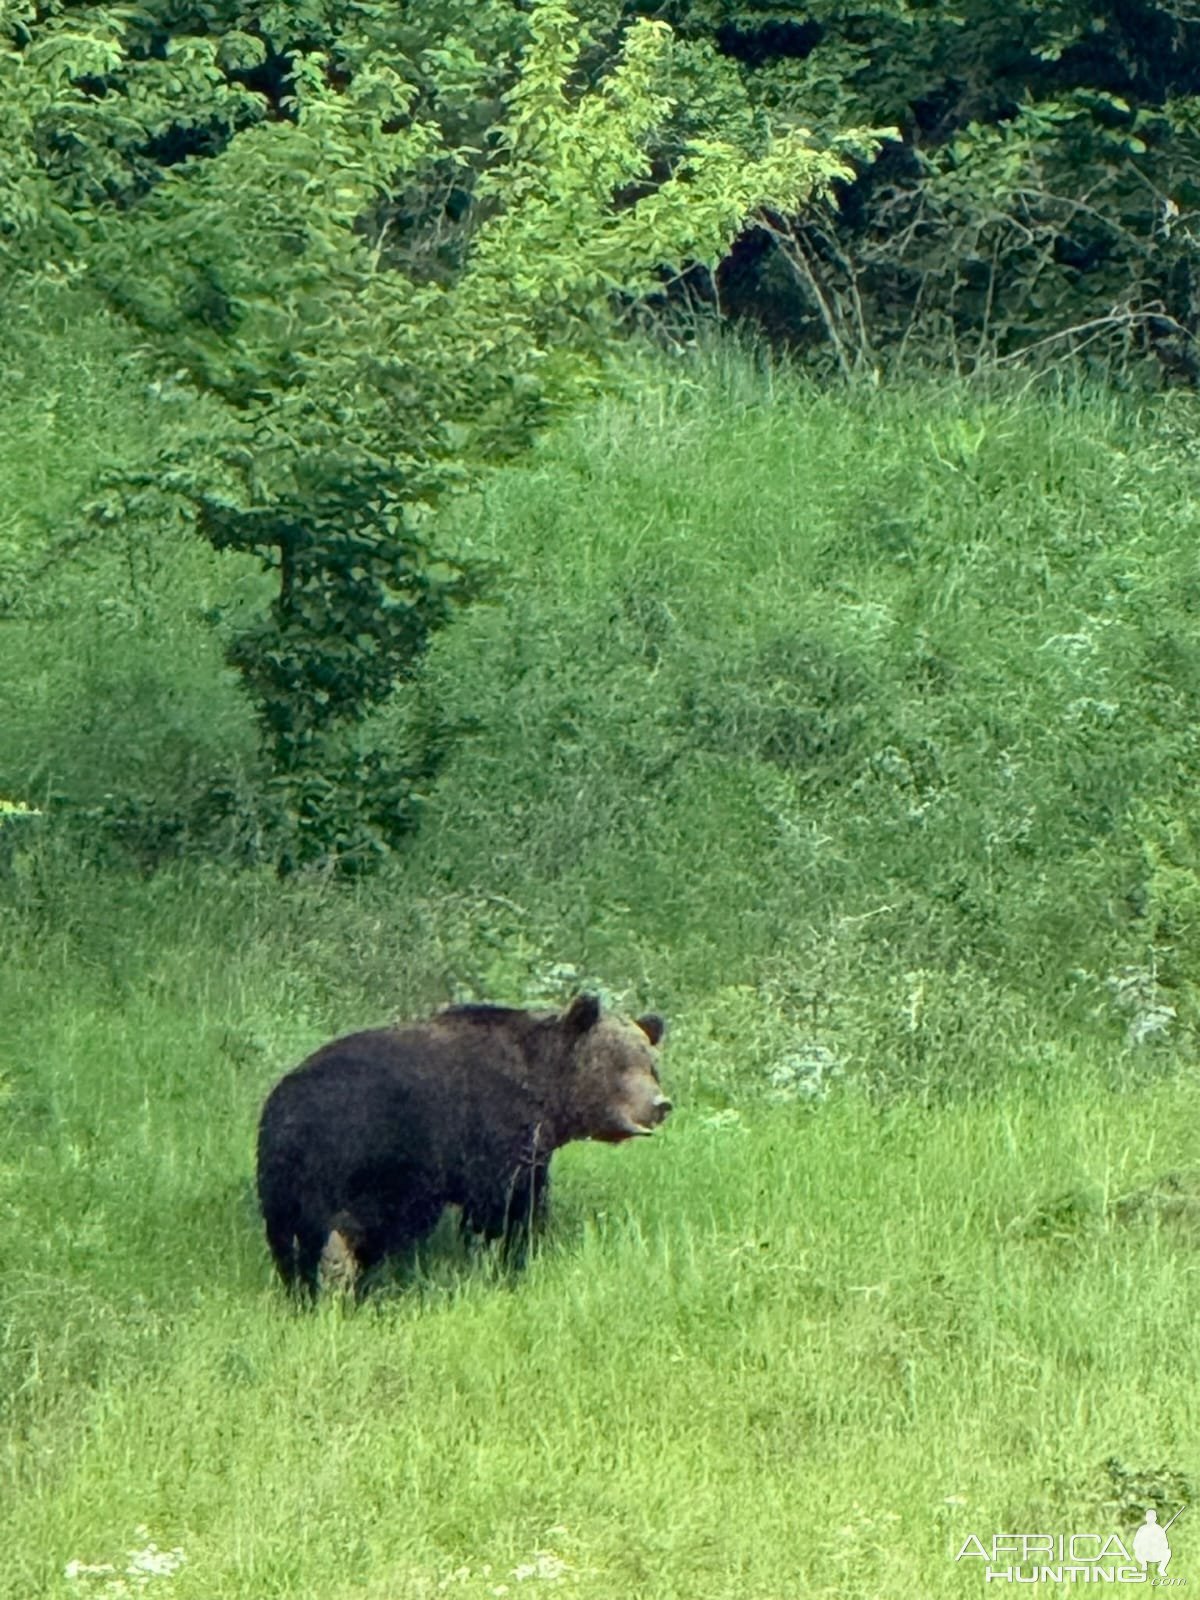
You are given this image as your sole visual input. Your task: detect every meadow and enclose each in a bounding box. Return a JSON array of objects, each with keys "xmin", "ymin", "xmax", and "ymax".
[{"xmin": 1, "ymin": 321, "xmax": 1198, "ymax": 1597}]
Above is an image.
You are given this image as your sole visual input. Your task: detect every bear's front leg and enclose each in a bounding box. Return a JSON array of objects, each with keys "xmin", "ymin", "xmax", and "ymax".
[
  {"xmin": 502, "ymin": 1163, "xmax": 550, "ymax": 1266},
  {"xmin": 464, "ymin": 1163, "xmax": 550, "ymax": 1266}
]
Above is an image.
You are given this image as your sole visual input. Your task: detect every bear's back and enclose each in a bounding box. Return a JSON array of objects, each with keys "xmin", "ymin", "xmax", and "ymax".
[{"xmin": 261, "ymin": 1012, "xmax": 546, "ymax": 1132}]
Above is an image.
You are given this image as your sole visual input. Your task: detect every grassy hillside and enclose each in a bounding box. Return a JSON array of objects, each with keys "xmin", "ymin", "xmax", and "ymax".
[{"xmin": 2, "ymin": 331, "xmax": 1198, "ymax": 1597}]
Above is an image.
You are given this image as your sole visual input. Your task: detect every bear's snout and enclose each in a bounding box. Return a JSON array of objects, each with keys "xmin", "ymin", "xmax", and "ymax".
[{"xmin": 629, "ymin": 1091, "xmax": 672, "ymax": 1136}]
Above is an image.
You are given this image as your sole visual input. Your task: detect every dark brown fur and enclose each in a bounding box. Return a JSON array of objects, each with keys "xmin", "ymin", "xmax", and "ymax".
[{"xmin": 256, "ymin": 993, "xmax": 669, "ymax": 1294}]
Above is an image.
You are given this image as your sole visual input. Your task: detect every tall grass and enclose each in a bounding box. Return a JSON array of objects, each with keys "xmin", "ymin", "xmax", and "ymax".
[{"xmin": 2, "ymin": 331, "xmax": 1198, "ymax": 1596}]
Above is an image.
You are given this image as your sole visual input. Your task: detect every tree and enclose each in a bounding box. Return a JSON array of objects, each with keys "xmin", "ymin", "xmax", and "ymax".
[{"xmin": 0, "ymin": 0, "xmax": 882, "ymax": 870}]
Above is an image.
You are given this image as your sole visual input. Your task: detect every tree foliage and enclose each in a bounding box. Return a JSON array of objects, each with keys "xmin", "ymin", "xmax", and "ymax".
[
  {"xmin": 655, "ymin": 0, "xmax": 1200, "ymax": 377},
  {"xmin": 1, "ymin": 0, "xmax": 882, "ymax": 870}
]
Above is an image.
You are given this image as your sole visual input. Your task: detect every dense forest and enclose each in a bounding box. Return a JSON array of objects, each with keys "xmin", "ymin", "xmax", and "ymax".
[{"xmin": 1, "ymin": 6, "xmax": 1198, "ymax": 1598}]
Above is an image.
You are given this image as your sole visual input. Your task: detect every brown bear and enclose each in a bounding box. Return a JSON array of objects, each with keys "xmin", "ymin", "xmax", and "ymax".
[{"xmin": 256, "ymin": 993, "xmax": 669, "ymax": 1295}]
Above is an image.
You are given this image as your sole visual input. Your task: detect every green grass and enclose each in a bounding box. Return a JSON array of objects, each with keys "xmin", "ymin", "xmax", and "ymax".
[
  {"xmin": 0, "ymin": 284, "xmax": 257, "ymax": 816},
  {"xmin": 3, "ymin": 968, "xmax": 1196, "ymax": 1599},
  {"xmin": 3, "ymin": 330, "xmax": 1200, "ymax": 1595}
]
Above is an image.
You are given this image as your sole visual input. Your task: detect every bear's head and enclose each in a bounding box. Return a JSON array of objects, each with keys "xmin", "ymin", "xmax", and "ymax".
[{"xmin": 557, "ymin": 992, "xmax": 671, "ymax": 1144}]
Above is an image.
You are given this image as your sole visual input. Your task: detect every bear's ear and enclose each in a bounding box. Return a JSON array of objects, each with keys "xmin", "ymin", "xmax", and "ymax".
[
  {"xmin": 562, "ymin": 993, "xmax": 602, "ymax": 1035},
  {"xmin": 636, "ymin": 1013, "xmax": 665, "ymax": 1046}
]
